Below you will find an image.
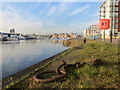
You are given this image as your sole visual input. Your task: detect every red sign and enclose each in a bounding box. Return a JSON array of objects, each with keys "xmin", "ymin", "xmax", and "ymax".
[{"xmin": 99, "ymin": 19, "xmax": 110, "ymax": 29}]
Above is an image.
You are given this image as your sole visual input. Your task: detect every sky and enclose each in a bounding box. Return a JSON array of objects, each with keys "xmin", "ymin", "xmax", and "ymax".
[{"xmin": 0, "ymin": 1, "xmax": 103, "ymax": 35}]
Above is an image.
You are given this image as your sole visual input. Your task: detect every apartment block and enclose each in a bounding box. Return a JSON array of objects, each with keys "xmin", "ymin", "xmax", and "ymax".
[
  {"xmin": 84, "ymin": 25, "xmax": 100, "ymax": 39},
  {"xmin": 100, "ymin": 0, "xmax": 120, "ymax": 38},
  {"xmin": 90, "ymin": 25, "xmax": 100, "ymax": 37}
]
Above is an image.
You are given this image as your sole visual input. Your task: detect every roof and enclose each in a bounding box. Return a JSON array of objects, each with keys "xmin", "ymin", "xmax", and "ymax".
[{"xmin": 100, "ymin": 0, "xmax": 108, "ymax": 8}]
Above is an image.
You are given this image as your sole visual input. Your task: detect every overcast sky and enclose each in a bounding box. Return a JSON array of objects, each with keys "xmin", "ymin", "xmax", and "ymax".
[{"xmin": 0, "ymin": 1, "xmax": 102, "ymax": 34}]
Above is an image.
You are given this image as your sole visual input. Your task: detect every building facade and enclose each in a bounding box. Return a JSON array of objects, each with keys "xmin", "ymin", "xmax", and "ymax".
[
  {"xmin": 52, "ymin": 33, "xmax": 58, "ymax": 39},
  {"xmin": 52, "ymin": 33, "xmax": 78, "ymax": 39},
  {"xmin": 90, "ymin": 25, "xmax": 100, "ymax": 37},
  {"xmin": 84, "ymin": 25, "xmax": 100, "ymax": 39},
  {"xmin": 100, "ymin": 0, "xmax": 120, "ymax": 38}
]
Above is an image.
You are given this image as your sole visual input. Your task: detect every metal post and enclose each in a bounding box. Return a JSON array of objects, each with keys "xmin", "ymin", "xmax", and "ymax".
[
  {"xmin": 104, "ymin": 29, "xmax": 105, "ymax": 41},
  {"xmin": 110, "ymin": 30, "xmax": 112, "ymax": 43},
  {"xmin": 100, "ymin": 31, "xmax": 101, "ymax": 41}
]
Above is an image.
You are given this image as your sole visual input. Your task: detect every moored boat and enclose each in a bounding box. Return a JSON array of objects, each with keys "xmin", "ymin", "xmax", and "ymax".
[{"xmin": 6, "ymin": 37, "xmax": 18, "ymax": 41}]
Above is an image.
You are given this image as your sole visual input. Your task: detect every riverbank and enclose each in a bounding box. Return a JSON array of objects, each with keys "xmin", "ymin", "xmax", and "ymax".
[
  {"xmin": 3, "ymin": 39, "xmax": 120, "ymax": 89},
  {"xmin": 2, "ymin": 48, "xmax": 71, "ymax": 88}
]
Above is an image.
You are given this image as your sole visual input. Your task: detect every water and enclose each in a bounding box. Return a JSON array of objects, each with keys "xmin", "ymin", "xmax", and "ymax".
[{"xmin": 1, "ymin": 40, "xmax": 68, "ymax": 79}]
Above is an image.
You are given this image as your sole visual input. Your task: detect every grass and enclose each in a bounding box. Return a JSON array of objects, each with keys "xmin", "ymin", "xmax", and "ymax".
[{"xmin": 6, "ymin": 39, "xmax": 120, "ymax": 89}]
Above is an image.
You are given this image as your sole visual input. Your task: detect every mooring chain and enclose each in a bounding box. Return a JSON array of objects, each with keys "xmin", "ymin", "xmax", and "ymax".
[
  {"xmin": 32, "ymin": 59, "xmax": 101, "ymax": 83},
  {"xmin": 32, "ymin": 60, "xmax": 86, "ymax": 83}
]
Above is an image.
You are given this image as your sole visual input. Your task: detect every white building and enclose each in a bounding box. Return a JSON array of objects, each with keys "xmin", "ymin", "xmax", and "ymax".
[
  {"xmin": 84, "ymin": 25, "xmax": 100, "ymax": 39},
  {"xmin": 100, "ymin": 0, "xmax": 120, "ymax": 38},
  {"xmin": 90, "ymin": 25, "xmax": 100, "ymax": 37}
]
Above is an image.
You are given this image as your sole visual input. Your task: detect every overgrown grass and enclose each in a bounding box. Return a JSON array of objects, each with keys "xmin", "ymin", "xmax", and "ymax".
[{"xmin": 8, "ymin": 39, "xmax": 120, "ymax": 88}]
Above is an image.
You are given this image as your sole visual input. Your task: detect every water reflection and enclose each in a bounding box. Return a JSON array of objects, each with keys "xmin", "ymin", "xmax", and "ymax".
[
  {"xmin": 2, "ymin": 40, "xmax": 68, "ymax": 79},
  {"xmin": 51, "ymin": 39, "xmax": 71, "ymax": 47}
]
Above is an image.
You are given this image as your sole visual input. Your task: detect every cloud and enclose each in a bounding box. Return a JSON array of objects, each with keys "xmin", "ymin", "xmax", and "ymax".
[
  {"xmin": 69, "ymin": 5, "xmax": 90, "ymax": 16},
  {"xmin": 39, "ymin": 2, "xmax": 74, "ymax": 16},
  {"xmin": 47, "ymin": 6, "xmax": 56, "ymax": 16},
  {"xmin": 90, "ymin": 12, "xmax": 99, "ymax": 17},
  {"xmin": 68, "ymin": 23, "xmax": 87, "ymax": 34},
  {"xmin": 0, "ymin": 0, "xmax": 105, "ymax": 2},
  {"xmin": 69, "ymin": 20, "xmax": 99, "ymax": 34},
  {"xmin": 69, "ymin": 23, "xmax": 88, "ymax": 32},
  {"xmin": 39, "ymin": 2, "xmax": 51, "ymax": 15},
  {"xmin": 86, "ymin": 20, "xmax": 99, "ymax": 26},
  {"xmin": 39, "ymin": 9, "xmax": 44, "ymax": 15},
  {"xmin": 0, "ymin": 4, "xmax": 43, "ymax": 34},
  {"xmin": 25, "ymin": 2, "xmax": 42, "ymax": 15},
  {"xmin": 0, "ymin": 2, "xmax": 100, "ymax": 35},
  {"xmin": 57, "ymin": 2, "xmax": 74, "ymax": 15},
  {"xmin": 29, "ymin": 2, "xmax": 42, "ymax": 11},
  {"xmin": 70, "ymin": 23, "xmax": 84, "ymax": 29}
]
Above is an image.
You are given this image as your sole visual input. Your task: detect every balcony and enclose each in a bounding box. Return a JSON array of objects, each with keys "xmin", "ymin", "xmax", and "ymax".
[
  {"xmin": 118, "ymin": 29, "xmax": 120, "ymax": 32},
  {"xmin": 110, "ymin": 5, "xmax": 119, "ymax": 7},
  {"xmin": 110, "ymin": 11, "xmax": 118, "ymax": 13},
  {"xmin": 110, "ymin": 16, "xmax": 119, "ymax": 18}
]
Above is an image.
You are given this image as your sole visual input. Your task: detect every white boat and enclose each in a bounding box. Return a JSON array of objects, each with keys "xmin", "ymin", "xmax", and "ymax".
[
  {"xmin": 18, "ymin": 36, "xmax": 26, "ymax": 40},
  {"xmin": 7, "ymin": 37, "xmax": 18, "ymax": 41}
]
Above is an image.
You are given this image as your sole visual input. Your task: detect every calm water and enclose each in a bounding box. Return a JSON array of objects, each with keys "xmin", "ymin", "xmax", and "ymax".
[{"xmin": 1, "ymin": 40, "xmax": 68, "ymax": 79}]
